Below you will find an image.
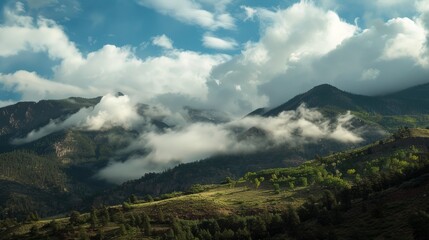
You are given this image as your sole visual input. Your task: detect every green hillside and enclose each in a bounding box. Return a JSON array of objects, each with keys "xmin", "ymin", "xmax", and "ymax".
[
  {"xmin": 2, "ymin": 128, "xmax": 428, "ymax": 239},
  {"xmin": 0, "ymin": 83, "xmax": 429, "ymax": 226}
]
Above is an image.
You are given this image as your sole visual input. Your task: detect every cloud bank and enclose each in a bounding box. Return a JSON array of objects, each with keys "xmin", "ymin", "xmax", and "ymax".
[
  {"xmin": 1, "ymin": 1, "xmax": 429, "ymax": 117},
  {"xmin": 12, "ymin": 94, "xmax": 145, "ymax": 144},
  {"xmin": 206, "ymin": 1, "xmax": 429, "ymax": 113},
  {"xmin": 97, "ymin": 105, "xmax": 364, "ymax": 183}
]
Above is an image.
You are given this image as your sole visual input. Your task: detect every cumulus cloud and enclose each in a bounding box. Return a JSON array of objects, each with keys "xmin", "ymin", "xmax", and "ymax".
[
  {"xmin": 98, "ymin": 105, "xmax": 363, "ymax": 183},
  {"xmin": 2, "ymin": 1, "xmax": 428, "ymax": 118},
  {"xmin": 0, "ymin": 7, "xmax": 230, "ymax": 107},
  {"xmin": 0, "ymin": 4, "xmax": 82, "ymax": 65},
  {"xmin": 205, "ymin": 1, "xmax": 357, "ymax": 114},
  {"xmin": 12, "ymin": 94, "xmax": 145, "ymax": 144},
  {"xmin": 202, "ymin": 33, "xmax": 238, "ymax": 50},
  {"xmin": 136, "ymin": 0, "xmax": 235, "ymax": 30},
  {"xmin": 203, "ymin": 1, "xmax": 429, "ymax": 114},
  {"xmin": 260, "ymin": 13, "xmax": 429, "ymax": 106},
  {"xmin": 152, "ymin": 34, "xmax": 173, "ymax": 49}
]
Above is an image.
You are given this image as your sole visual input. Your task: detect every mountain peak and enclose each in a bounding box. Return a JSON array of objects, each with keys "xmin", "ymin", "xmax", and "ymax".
[
  {"xmin": 262, "ymin": 82, "xmax": 429, "ymax": 117},
  {"xmin": 307, "ymin": 83, "xmax": 346, "ymax": 94},
  {"xmin": 264, "ymin": 84, "xmax": 356, "ymax": 116}
]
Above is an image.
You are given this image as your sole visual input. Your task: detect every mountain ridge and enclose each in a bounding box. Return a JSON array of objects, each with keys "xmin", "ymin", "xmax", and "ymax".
[
  {"xmin": 0, "ymin": 82, "xmax": 428, "ymax": 219},
  {"xmin": 264, "ymin": 82, "xmax": 429, "ymax": 116}
]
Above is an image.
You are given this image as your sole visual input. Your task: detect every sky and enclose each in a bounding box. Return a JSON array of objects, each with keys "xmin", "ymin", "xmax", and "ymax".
[
  {"xmin": 0, "ymin": 0, "xmax": 429, "ymax": 116},
  {"xmin": 3, "ymin": 0, "xmax": 427, "ymax": 183}
]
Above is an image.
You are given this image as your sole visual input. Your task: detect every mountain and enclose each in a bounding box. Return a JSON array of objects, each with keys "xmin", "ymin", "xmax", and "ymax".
[
  {"xmin": 0, "ymin": 97, "xmax": 101, "ymax": 152},
  {"xmin": 0, "ymin": 83, "xmax": 428, "ymax": 219},
  {"xmin": 183, "ymin": 107, "xmax": 231, "ymax": 124},
  {"xmin": 264, "ymin": 83, "xmax": 429, "ymax": 116},
  {"xmin": 3, "ymin": 128, "xmax": 429, "ymax": 240}
]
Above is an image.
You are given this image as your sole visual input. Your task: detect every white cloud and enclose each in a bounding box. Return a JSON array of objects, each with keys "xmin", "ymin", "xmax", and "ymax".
[
  {"xmin": 381, "ymin": 18, "xmax": 428, "ymax": 65},
  {"xmin": 1, "ymin": 1, "xmax": 429, "ymax": 120},
  {"xmin": 202, "ymin": 33, "xmax": 237, "ymax": 50},
  {"xmin": 361, "ymin": 68, "xmax": 380, "ymax": 81},
  {"xmin": 0, "ymin": 8, "xmax": 230, "ymax": 107},
  {"xmin": 136, "ymin": 0, "xmax": 235, "ymax": 30},
  {"xmin": 98, "ymin": 105, "xmax": 363, "ymax": 183},
  {"xmin": 0, "ymin": 8, "xmax": 82, "ymax": 65},
  {"xmin": 240, "ymin": 5, "xmax": 257, "ymax": 21},
  {"xmin": 152, "ymin": 34, "xmax": 173, "ymax": 49},
  {"xmin": 12, "ymin": 94, "xmax": 144, "ymax": 144},
  {"xmin": 0, "ymin": 71, "xmax": 88, "ymax": 100},
  {"xmin": 206, "ymin": 1, "xmax": 357, "ymax": 114},
  {"xmin": 201, "ymin": 1, "xmax": 429, "ymax": 114}
]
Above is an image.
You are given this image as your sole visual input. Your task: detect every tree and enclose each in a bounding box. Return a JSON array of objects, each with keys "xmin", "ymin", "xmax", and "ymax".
[
  {"xmin": 273, "ymin": 183, "xmax": 280, "ymax": 194},
  {"xmin": 141, "ymin": 212, "xmax": 152, "ymax": 235},
  {"xmin": 30, "ymin": 225, "xmax": 39, "ymax": 237},
  {"xmin": 69, "ymin": 211, "xmax": 82, "ymax": 226},
  {"xmin": 90, "ymin": 209, "xmax": 98, "ymax": 228},
  {"xmin": 288, "ymin": 181, "xmax": 295, "ymax": 190},
  {"xmin": 129, "ymin": 194, "xmax": 138, "ymax": 204},
  {"xmin": 198, "ymin": 229, "xmax": 213, "ymax": 240},
  {"xmin": 323, "ymin": 190, "xmax": 337, "ymax": 210},
  {"xmin": 164, "ymin": 229, "xmax": 175, "ymax": 240},
  {"xmin": 284, "ymin": 205, "xmax": 301, "ymax": 235},
  {"xmin": 189, "ymin": 184, "xmax": 205, "ymax": 193},
  {"xmin": 347, "ymin": 169, "xmax": 356, "ymax": 175},
  {"xmin": 101, "ymin": 207, "xmax": 110, "ymax": 226},
  {"xmin": 122, "ymin": 201, "xmax": 132, "ymax": 211},
  {"xmin": 254, "ymin": 178, "xmax": 261, "ymax": 189},
  {"xmin": 30, "ymin": 212, "xmax": 39, "ymax": 222},
  {"xmin": 114, "ymin": 210, "xmax": 126, "ymax": 223},
  {"xmin": 159, "ymin": 208, "xmax": 166, "ymax": 222},
  {"xmin": 299, "ymin": 177, "xmax": 308, "ymax": 187},
  {"xmin": 79, "ymin": 226, "xmax": 90, "ymax": 240},
  {"xmin": 49, "ymin": 219, "xmax": 60, "ymax": 233},
  {"xmin": 96, "ymin": 228, "xmax": 105, "ymax": 240},
  {"xmin": 119, "ymin": 224, "xmax": 127, "ymax": 236},
  {"xmin": 145, "ymin": 195, "xmax": 154, "ymax": 202}
]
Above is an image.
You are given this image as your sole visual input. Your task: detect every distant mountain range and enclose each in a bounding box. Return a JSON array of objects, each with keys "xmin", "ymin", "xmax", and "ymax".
[{"xmin": 0, "ymin": 82, "xmax": 428, "ymax": 218}]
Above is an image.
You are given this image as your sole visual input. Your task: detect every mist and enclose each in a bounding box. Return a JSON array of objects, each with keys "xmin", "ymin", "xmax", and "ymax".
[
  {"xmin": 97, "ymin": 104, "xmax": 364, "ymax": 183},
  {"xmin": 12, "ymin": 93, "xmax": 146, "ymax": 144}
]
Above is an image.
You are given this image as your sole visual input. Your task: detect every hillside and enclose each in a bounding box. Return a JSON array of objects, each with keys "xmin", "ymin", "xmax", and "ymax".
[
  {"xmin": 0, "ymin": 83, "xmax": 428, "ymax": 220},
  {"xmin": 96, "ymin": 83, "xmax": 429, "ymax": 206},
  {"xmin": 2, "ymin": 128, "xmax": 428, "ymax": 239},
  {"xmin": 0, "ymin": 97, "xmax": 101, "ymax": 150}
]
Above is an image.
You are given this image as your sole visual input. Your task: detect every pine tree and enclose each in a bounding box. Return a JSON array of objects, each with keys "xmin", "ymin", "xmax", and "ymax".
[
  {"xmin": 159, "ymin": 208, "xmax": 165, "ymax": 222},
  {"xmin": 141, "ymin": 212, "xmax": 152, "ymax": 235},
  {"xmin": 69, "ymin": 211, "xmax": 81, "ymax": 226},
  {"xmin": 78, "ymin": 226, "xmax": 90, "ymax": 240},
  {"xmin": 90, "ymin": 209, "xmax": 98, "ymax": 228},
  {"xmin": 119, "ymin": 224, "xmax": 127, "ymax": 236},
  {"xmin": 285, "ymin": 205, "xmax": 301, "ymax": 235},
  {"xmin": 129, "ymin": 194, "xmax": 138, "ymax": 204}
]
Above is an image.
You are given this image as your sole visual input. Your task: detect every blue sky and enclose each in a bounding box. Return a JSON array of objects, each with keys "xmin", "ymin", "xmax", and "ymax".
[{"xmin": 0, "ymin": 0, "xmax": 428, "ymax": 115}]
